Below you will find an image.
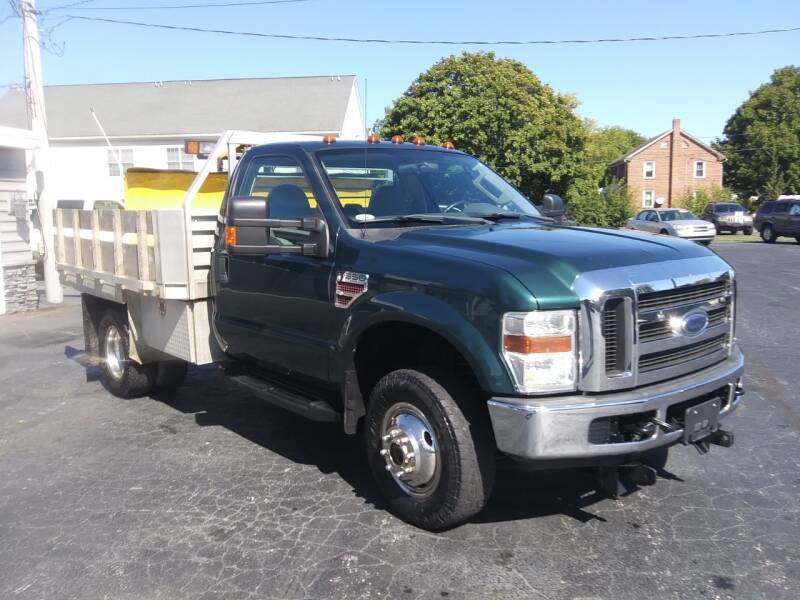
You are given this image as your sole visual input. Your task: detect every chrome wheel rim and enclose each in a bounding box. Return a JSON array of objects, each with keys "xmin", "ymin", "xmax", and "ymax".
[
  {"xmin": 380, "ymin": 403, "xmax": 440, "ymax": 496},
  {"xmin": 104, "ymin": 326, "xmax": 125, "ymax": 381}
]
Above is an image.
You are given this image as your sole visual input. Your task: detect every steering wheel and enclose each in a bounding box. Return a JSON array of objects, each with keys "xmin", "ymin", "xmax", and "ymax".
[{"xmin": 443, "ymin": 200, "xmax": 469, "ymax": 213}]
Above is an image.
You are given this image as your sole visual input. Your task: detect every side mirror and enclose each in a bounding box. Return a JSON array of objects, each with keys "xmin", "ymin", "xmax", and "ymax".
[
  {"xmin": 540, "ymin": 193, "xmax": 566, "ymax": 219},
  {"xmin": 225, "ymin": 196, "xmax": 329, "ymax": 258}
]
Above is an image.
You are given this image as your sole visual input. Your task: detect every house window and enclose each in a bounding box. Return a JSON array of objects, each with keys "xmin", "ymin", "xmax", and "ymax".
[
  {"xmin": 167, "ymin": 147, "xmax": 195, "ymax": 171},
  {"xmin": 694, "ymin": 160, "xmax": 706, "ymax": 178},
  {"xmin": 642, "ymin": 190, "xmax": 655, "ymax": 208},
  {"xmin": 643, "ymin": 161, "xmax": 655, "ymax": 179},
  {"xmin": 108, "ymin": 148, "xmax": 134, "ymax": 176}
]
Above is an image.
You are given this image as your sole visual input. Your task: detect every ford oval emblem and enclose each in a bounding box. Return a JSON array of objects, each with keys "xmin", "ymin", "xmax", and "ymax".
[{"xmin": 680, "ymin": 310, "xmax": 709, "ymax": 337}]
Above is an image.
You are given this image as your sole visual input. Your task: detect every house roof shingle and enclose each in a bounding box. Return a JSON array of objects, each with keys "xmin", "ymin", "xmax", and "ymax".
[{"xmin": 0, "ymin": 75, "xmax": 357, "ymax": 139}]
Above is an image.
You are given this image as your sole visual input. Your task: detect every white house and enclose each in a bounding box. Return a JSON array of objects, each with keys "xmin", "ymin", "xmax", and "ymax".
[
  {"xmin": 0, "ymin": 126, "xmax": 40, "ymax": 314},
  {"xmin": 0, "ymin": 75, "xmax": 364, "ymax": 206}
]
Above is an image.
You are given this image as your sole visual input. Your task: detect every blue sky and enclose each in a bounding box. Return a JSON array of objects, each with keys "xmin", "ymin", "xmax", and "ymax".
[{"xmin": 1, "ymin": 0, "xmax": 798, "ymax": 139}]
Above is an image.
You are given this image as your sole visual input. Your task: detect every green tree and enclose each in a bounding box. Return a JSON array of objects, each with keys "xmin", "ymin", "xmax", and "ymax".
[
  {"xmin": 379, "ymin": 52, "xmax": 588, "ymax": 200},
  {"xmin": 566, "ymin": 178, "xmax": 634, "ymax": 228},
  {"xmin": 582, "ymin": 124, "xmax": 645, "ymax": 187},
  {"xmin": 717, "ymin": 66, "xmax": 800, "ymax": 198}
]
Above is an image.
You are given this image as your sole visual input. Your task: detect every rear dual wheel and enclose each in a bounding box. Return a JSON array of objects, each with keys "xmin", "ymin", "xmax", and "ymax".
[
  {"xmin": 365, "ymin": 368, "xmax": 496, "ymax": 531},
  {"xmin": 99, "ymin": 310, "xmax": 187, "ymax": 398}
]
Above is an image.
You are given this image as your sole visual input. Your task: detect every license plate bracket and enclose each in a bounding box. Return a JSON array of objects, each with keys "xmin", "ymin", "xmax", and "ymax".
[{"xmin": 683, "ymin": 398, "xmax": 721, "ymax": 444}]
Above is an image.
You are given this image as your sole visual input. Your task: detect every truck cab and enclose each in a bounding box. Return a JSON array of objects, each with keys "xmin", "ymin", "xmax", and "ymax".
[{"xmin": 59, "ymin": 135, "xmax": 744, "ymax": 531}]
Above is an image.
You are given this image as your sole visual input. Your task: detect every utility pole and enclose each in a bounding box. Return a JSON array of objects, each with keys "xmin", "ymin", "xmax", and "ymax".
[{"xmin": 21, "ymin": 0, "xmax": 62, "ymax": 303}]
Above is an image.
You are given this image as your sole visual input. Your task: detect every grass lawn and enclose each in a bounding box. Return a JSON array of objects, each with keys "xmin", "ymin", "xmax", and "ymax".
[{"xmin": 712, "ymin": 232, "xmax": 760, "ymax": 244}]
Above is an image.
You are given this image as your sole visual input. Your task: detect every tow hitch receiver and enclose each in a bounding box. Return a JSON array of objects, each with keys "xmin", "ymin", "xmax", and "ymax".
[{"xmin": 693, "ymin": 429, "xmax": 735, "ymax": 454}]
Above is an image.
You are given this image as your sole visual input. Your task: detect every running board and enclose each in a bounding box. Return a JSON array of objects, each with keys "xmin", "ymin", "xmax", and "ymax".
[{"xmin": 227, "ymin": 373, "xmax": 340, "ymax": 423}]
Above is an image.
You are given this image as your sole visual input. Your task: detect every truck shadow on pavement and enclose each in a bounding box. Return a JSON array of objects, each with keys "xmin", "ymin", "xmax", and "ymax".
[{"xmin": 65, "ymin": 349, "xmax": 675, "ymax": 528}]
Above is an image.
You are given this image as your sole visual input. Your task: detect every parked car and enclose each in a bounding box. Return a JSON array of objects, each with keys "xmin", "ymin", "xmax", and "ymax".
[
  {"xmin": 626, "ymin": 208, "xmax": 716, "ymax": 245},
  {"xmin": 701, "ymin": 202, "xmax": 753, "ymax": 234},
  {"xmin": 754, "ymin": 199, "xmax": 800, "ymax": 243}
]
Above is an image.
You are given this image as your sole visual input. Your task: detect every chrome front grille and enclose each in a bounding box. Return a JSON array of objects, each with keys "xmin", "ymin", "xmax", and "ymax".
[
  {"xmin": 637, "ymin": 280, "xmax": 728, "ymax": 311},
  {"xmin": 633, "ymin": 278, "xmax": 732, "ymax": 385},
  {"xmin": 639, "ymin": 334, "xmax": 729, "ymax": 373},
  {"xmin": 575, "ymin": 257, "xmax": 735, "ymax": 393}
]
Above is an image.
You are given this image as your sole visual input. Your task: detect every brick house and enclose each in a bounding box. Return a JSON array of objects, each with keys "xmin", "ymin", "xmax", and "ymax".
[{"xmin": 610, "ymin": 119, "xmax": 725, "ymax": 209}]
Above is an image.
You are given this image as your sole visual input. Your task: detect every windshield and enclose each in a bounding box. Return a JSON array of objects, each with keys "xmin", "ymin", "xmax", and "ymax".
[
  {"xmin": 317, "ymin": 148, "xmax": 541, "ymax": 224},
  {"xmin": 716, "ymin": 204, "xmax": 746, "ymax": 213},
  {"xmin": 660, "ymin": 210, "xmax": 697, "ymax": 221}
]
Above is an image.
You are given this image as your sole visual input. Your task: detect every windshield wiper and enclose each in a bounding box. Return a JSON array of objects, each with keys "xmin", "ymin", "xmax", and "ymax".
[
  {"xmin": 476, "ymin": 211, "xmax": 554, "ymax": 223},
  {"xmin": 356, "ymin": 214, "xmax": 486, "ymax": 225}
]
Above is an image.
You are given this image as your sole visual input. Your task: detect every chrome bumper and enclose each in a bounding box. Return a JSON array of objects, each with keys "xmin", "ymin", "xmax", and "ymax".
[{"xmin": 487, "ymin": 347, "xmax": 744, "ymax": 461}]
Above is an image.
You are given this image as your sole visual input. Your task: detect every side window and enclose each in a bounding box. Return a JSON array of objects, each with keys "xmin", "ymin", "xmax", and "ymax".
[
  {"xmin": 694, "ymin": 161, "xmax": 706, "ymax": 178},
  {"xmin": 643, "ymin": 161, "xmax": 655, "ymax": 179},
  {"xmin": 774, "ymin": 203, "xmax": 788, "ymax": 214},
  {"xmin": 789, "ymin": 204, "xmax": 800, "ymax": 216},
  {"xmin": 759, "ymin": 202, "xmax": 774, "ymax": 215},
  {"xmin": 646, "ymin": 212, "xmax": 659, "ymax": 222},
  {"xmin": 235, "ymin": 155, "xmax": 320, "ymax": 244}
]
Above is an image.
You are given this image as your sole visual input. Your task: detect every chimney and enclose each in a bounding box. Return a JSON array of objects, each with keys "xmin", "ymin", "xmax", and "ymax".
[{"xmin": 668, "ymin": 118, "xmax": 681, "ymax": 206}]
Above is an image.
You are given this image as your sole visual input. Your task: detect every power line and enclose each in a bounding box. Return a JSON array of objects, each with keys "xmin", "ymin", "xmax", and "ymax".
[
  {"xmin": 53, "ymin": 0, "xmax": 315, "ymax": 9},
  {"xmin": 58, "ymin": 15, "xmax": 800, "ymax": 45}
]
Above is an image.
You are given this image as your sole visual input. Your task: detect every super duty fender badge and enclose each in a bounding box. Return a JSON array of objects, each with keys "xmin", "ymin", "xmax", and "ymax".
[{"xmin": 335, "ymin": 272, "xmax": 369, "ymax": 308}]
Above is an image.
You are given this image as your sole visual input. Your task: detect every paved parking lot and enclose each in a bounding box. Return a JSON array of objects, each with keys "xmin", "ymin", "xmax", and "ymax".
[{"xmin": 1, "ymin": 242, "xmax": 798, "ymax": 600}]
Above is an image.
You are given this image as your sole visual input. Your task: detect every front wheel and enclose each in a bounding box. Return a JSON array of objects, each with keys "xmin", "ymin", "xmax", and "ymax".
[
  {"xmin": 365, "ymin": 369, "xmax": 495, "ymax": 530},
  {"xmin": 761, "ymin": 225, "xmax": 776, "ymax": 243}
]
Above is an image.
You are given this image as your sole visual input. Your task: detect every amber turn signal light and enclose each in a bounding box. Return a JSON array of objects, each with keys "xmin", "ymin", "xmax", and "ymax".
[
  {"xmin": 225, "ymin": 225, "xmax": 237, "ymax": 247},
  {"xmin": 503, "ymin": 334, "xmax": 572, "ymax": 354}
]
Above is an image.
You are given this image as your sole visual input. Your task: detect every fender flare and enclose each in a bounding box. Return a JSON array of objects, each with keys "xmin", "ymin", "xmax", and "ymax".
[{"xmin": 337, "ymin": 291, "xmax": 513, "ymax": 433}]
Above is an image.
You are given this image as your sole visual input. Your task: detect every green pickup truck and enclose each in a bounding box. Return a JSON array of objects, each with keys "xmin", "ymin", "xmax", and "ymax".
[{"xmin": 63, "ymin": 137, "xmax": 744, "ymax": 531}]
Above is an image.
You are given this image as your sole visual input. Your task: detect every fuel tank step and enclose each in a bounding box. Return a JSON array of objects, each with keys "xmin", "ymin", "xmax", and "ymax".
[{"xmin": 227, "ymin": 372, "xmax": 340, "ymax": 423}]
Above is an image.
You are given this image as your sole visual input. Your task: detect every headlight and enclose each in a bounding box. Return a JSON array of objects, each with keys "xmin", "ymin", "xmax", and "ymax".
[{"xmin": 501, "ymin": 310, "xmax": 577, "ymax": 394}]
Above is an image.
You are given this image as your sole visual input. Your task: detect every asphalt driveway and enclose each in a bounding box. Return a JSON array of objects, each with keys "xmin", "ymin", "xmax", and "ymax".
[{"xmin": 0, "ymin": 242, "xmax": 798, "ymax": 599}]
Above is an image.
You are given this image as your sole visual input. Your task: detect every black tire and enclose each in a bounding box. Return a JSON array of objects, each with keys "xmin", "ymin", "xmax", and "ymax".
[
  {"xmin": 761, "ymin": 224, "xmax": 776, "ymax": 243},
  {"xmin": 365, "ymin": 368, "xmax": 495, "ymax": 530},
  {"xmin": 743, "ymin": 227, "xmax": 753, "ymax": 236},
  {"xmin": 699, "ymin": 240, "xmax": 712, "ymax": 246},
  {"xmin": 659, "ymin": 229, "xmax": 669, "ymax": 236},
  {"xmin": 795, "ymin": 237, "xmax": 800, "ymax": 244},
  {"xmin": 642, "ymin": 446, "xmax": 670, "ymax": 471},
  {"xmin": 156, "ymin": 360, "xmax": 188, "ymax": 392},
  {"xmin": 98, "ymin": 310, "xmax": 157, "ymax": 398}
]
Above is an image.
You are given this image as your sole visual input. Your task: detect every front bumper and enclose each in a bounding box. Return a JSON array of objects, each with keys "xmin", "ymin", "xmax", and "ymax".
[
  {"xmin": 677, "ymin": 231, "xmax": 715, "ymax": 242},
  {"xmin": 487, "ymin": 347, "xmax": 744, "ymax": 462}
]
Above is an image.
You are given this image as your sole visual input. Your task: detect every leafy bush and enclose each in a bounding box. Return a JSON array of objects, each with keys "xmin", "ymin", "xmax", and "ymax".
[
  {"xmin": 566, "ymin": 178, "xmax": 633, "ymax": 228},
  {"xmin": 676, "ymin": 186, "xmax": 738, "ymax": 215}
]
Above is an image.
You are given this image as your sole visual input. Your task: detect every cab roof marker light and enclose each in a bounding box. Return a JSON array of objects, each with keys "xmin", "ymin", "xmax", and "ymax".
[
  {"xmin": 390, "ymin": 135, "xmax": 404, "ymax": 144},
  {"xmin": 322, "ymin": 134, "xmax": 337, "ymax": 144},
  {"xmin": 367, "ymin": 133, "xmax": 381, "ymax": 144}
]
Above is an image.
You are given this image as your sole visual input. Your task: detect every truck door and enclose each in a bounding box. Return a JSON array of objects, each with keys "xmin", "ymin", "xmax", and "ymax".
[{"xmin": 212, "ymin": 153, "xmax": 336, "ymax": 383}]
